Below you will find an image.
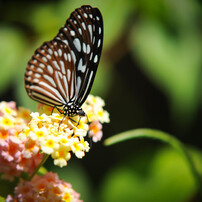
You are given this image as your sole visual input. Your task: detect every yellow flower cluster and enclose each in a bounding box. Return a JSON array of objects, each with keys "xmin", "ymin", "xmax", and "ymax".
[
  {"xmin": 82, "ymin": 95, "xmax": 110, "ymax": 123},
  {"xmin": 20, "ymin": 112, "xmax": 90, "ymax": 167},
  {"xmin": 18, "ymin": 95, "xmax": 110, "ymax": 168}
]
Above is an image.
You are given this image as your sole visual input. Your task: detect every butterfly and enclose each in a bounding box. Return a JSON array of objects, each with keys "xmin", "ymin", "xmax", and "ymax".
[{"xmin": 24, "ymin": 5, "xmax": 103, "ymax": 118}]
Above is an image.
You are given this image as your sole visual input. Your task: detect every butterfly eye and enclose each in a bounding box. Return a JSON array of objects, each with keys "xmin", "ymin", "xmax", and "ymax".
[{"xmin": 25, "ymin": 5, "xmax": 103, "ymax": 117}]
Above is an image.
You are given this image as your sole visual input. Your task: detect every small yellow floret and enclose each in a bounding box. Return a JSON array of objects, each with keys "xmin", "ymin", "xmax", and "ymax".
[
  {"xmin": 63, "ymin": 192, "xmax": 71, "ymax": 202},
  {"xmin": 2, "ymin": 117, "xmax": 13, "ymax": 127},
  {"xmin": 46, "ymin": 139, "xmax": 55, "ymax": 148}
]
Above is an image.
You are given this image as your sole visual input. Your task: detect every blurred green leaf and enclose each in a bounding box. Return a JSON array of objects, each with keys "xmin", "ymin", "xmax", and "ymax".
[
  {"xmin": 0, "ymin": 179, "xmax": 16, "ymax": 198},
  {"xmin": 105, "ymin": 128, "xmax": 201, "ymax": 189},
  {"xmin": 28, "ymin": 2, "xmax": 62, "ymax": 40},
  {"xmin": 38, "ymin": 166, "xmax": 48, "ymax": 176},
  {"xmin": 130, "ymin": 20, "xmax": 202, "ymax": 125},
  {"xmin": 91, "ymin": 60, "xmax": 114, "ymax": 97},
  {"xmin": 58, "ymin": 0, "xmax": 133, "ymax": 50},
  {"xmin": 0, "ymin": 26, "xmax": 26, "ymax": 95},
  {"xmin": 99, "ymin": 146, "xmax": 197, "ymax": 202},
  {"xmin": 0, "ymin": 196, "xmax": 5, "ymax": 202},
  {"xmin": 100, "ymin": 0, "xmax": 133, "ymax": 50}
]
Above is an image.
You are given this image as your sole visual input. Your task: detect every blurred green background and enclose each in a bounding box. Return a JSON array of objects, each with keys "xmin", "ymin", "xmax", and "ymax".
[{"xmin": 0, "ymin": 0, "xmax": 201, "ymax": 201}]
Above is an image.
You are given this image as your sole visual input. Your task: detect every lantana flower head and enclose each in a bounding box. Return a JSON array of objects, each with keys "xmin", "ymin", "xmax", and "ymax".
[
  {"xmin": 19, "ymin": 95, "xmax": 110, "ymax": 167},
  {"xmin": 0, "ymin": 101, "xmax": 43, "ymax": 181},
  {"xmin": 6, "ymin": 172, "xmax": 82, "ymax": 202},
  {"xmin": 20, "ymin": 112, "xmax": 90, "ymax": 167}
]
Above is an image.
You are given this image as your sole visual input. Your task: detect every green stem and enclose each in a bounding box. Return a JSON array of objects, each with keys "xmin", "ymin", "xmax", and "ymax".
[
  {"xmin": 27, "ymin": 154, "xmax": 49, "ymax": 181},
  {"xmin": 104, "ymin": 128, "xmax": 202, "ymax": 193}
]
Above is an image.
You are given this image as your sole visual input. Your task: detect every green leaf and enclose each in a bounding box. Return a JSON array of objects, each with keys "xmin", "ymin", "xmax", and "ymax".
[
  {"xmin": 91, "ymin": 60, "xmax": 114, "ymax": 97},
  {"xmin": 99, "ymin": 147, "xmax": 197, "ymax": 202},
  {"xmin": 0, "ymin": 26, "xmax": 26, "ymax": 95},
  {"xmin": 38, "ymin": 166, "xmax": 48, "ymax": 176},
  {"xmin": 0, "ymin": 196, "xmax": 5, "ymax": 202},
  {"xmin": 104, "ymin": 128, "xmax": 201, "ymax": 191},
  {"xmin": 0, "ymin": 179, "xmax": 16, "ymax": 198},
  {"xmin": 130, "ymin": 20, "xmax": 202, "ymax": 126},
  {"xmin": 58, "ymin": 0, "xmax": 133, "ymax": 50}
]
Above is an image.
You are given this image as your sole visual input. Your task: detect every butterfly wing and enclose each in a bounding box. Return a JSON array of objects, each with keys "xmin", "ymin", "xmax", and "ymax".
[
  {"xmin": 25, "ymin": 39, "xmax": 77, "ymax": 109},
  {"xmin": 25, "ymin": 5, "xmax": 103, "ymax": 110},
  {"xmin": 55, "ymin": 5, "xmax": 103, "ymax": 107}
]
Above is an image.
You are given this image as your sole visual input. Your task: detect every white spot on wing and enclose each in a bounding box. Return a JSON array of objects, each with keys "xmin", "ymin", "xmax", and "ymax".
[
  {"xmin": 37, "ymin": 68, "xmax": 43, "ymax": 73},
  {"xmin": 70, "ymin": 30, "xmax": 75, "ymax": 36},
  {"xmin": 87, "ymin": 44, "xmax": 90, "ymax": 54},
  {"xmin": 60, "ymin": 60, "xmax": 66, "ymax": 74},
  {"xmin": 84, "ymin": 13, "xmax": 88, "ymax": 18},
  {"xmin": 33, "ymin": 78, "xmax": 39, "ymax": 83},
  {"xmin": 47, "ymin": 54, "xmax": 51, "ymax": 59},
  {"xmin": 97, "ymin": 39, "xmax": 101, "ymax": 47},
  {"xmin": 35, "ymin": 73, "xmax": 41, "ymax": 78},
  {"xmin": 47, "ymin": 65, "xmax": 53, "ymax": 74},
  {"xmin": 77, "ymin": 76, "xmax": 81, "ymax": 92},
  {"xmin": 73, "ymin": 38, "xmax": 81, "ymax": 52},
  {"xmin": 62, "ymin": 40, "xmax": 69, "ymax": 46},
  {"xmin": 39, "ymin": 63, "xmax": 45, "ymax": 68},
  {"xmin": 67, "ymin": 53, "xmax": 71, "ymax": 62},
  {"xmin": 83, "ymin": 43, "xmax": 87, "ymax": 53},
  {"xmin": 43, "ymin": 74, "xmax": 56, "ymax": 87},
  {"xmin": 99, "ymin": 27, "xmax": 102, "ymax": 34},
  {"xmin": 90, "ymin": 52, "xmax": 93, "ymax": 60},
  {"xmin": 78, "ymin": 28, "xmax": 82, "ymax": 35},
  {"xmin": 82, "ymin": 22, "xmax": 86, "ymax": 30},
  {"xmin": 64, "ymin": 53, "xmax": 67, "ymax": 61},
  {"xmin": 71, "ymin": 50, "xmax": 76, "ymax": 63},
  {"xmin": 48, "ymin": 49, "xmax": 53, "ymax": 54},
  {"xmin": 77, "ymin": 59, "xmax": 86, "ymax": 73},
  {"xmin": 42, "ymin": 57, "xmax": 47, "ymax": 62},
  {"xmin": 94, "ymin": 55, "xmax": 98, "ymax": 63},
  {"xmin": 53, "ymin": 61, "xmax": 60, "ymax": 70},
  {"xmin": 63, "ymin": 75, "xmax": 69, "ymax": 102},
  {"xmin": 58, "ymin": 49, "xmax": 62, "ymax": 57},
  {"xmin": 88, "ymin": 25, "xmax": 93, "ymax": 41},
  {"xmin": 54, "ymin": 51, "xmax": 58, "ymax": 57}
]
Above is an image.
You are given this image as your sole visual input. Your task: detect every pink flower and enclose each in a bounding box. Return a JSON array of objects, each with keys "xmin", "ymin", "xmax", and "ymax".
[
  {"xmin": 7, "ymin": 172, "xmax": 83, "ymax": 202},
  {"xmin": 88, "ymin": 120, "xmax": 103, "ymax": 142},
  {"xmin": 0, "ymin": 101, "xmax": 43, "ymax": 181}
]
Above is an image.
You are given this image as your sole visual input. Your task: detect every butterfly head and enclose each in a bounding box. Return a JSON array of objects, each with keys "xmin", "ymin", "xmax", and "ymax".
[{"xmin": 63, "ymin": 103, "xmax": 85, "ymax": 117}]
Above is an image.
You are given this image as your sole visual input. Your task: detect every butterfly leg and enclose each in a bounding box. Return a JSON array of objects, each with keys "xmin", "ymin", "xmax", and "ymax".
[
  {"xmin": 58, "ymin": 115, "xmax": 66, "ymax": 131},
  {"xmin": 51, "ymin": 106, "xmax": 56, "ymax": 114},
  {"xmin": 69, "ymin": 117, "xmax": 78, "ymax": 124}
]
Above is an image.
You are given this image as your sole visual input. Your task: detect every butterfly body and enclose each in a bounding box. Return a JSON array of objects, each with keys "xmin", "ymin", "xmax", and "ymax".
[
  {"xmin": 62, "ymin": 102, "xmax": 85, "ymax": 117},
  {"xmin": 25, "ymin": 5, "xmax": 103, "ymax": 117}
]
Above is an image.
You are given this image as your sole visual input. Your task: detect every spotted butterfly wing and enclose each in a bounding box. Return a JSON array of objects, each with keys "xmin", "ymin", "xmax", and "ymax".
[
  {"xmin": 25, "ymin": 5, "xmax": 103, "ymax": 116},
  {"xmin": 55, "ymin": 5, "xmax": 103, "ymax": 106}
]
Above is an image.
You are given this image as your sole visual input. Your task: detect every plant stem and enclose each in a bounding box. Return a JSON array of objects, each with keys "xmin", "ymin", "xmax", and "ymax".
[
  {"xmin": 27, "ymin": 154, "xmax": 49, "ymax": 181},
  {"xmin": 104, "ymin": 128, "xmax": 202, "ymax": 194}
]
